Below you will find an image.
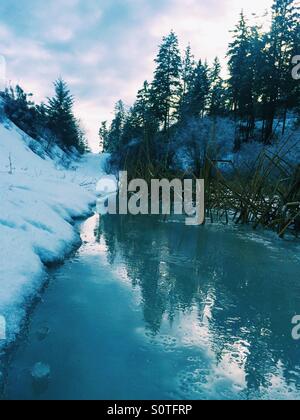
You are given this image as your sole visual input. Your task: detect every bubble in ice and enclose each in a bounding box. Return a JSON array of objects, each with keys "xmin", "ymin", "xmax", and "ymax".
[{"xmin": 31, "ymin": 362, "xmax": 51, "ymax": 381}]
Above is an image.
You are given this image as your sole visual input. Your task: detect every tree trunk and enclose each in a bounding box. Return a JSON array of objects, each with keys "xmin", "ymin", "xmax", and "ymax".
[
  {"xmin": 282, "ymin": 105, "xmax": 288, "ymax": 136},
  {"xmin": 264, "ymin": 102, "xmax": 275, "ymax": 144}
]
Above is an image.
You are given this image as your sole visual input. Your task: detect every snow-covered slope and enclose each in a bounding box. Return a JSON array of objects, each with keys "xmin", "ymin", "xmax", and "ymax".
[{"xmin": 0, "ymin": 120, "xmax": 107, "ymax": 346}]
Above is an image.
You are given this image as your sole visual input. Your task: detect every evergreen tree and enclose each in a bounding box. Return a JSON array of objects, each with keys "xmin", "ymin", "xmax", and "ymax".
[
  {"xmin": 76, "ymin": 120, "xmax": 90, "ymax": 154},
  {"xmin": 182, "ymin": 45, "xmax": 195, "ymax": 98},
  {"xmin": 2, "ymin": 85, "xmax": 40, "ymax": 139},
  {"xmin": 185, "ymin": 60, "xmax": 210, "ymax": 118},
  {"xmin": 105, "ymin": 100, "xmax": 126, "ymax": 154},
  {"xmin": 131, "ymin": 81, "xmax": 159, "ymax": 142},
  {"xmin": 179, "ymin": 45, "xmax": 196, "ymax": 119},
  {"xmin": 47, "ymin": 78, "xmax": 80, "ymax": 150},
  {"xmin": 227, "ymin": 12, "xmax": 264, "ymax": 145},
  {"xmin": 99, "ymin": 121, "xmax": 109, "ymax": 152},
  {"xmin": 208, "ymin": 57, "xmax": 227, "ymax": 116},
  {"xmin": 227, "ymin": 13, "xmax": 254, "ymax": 119},
  {"xmin": 151, "ymin": 31, "xmax": 182, "ymax": 131},
  {"xmin": 134, "ymin": 81, "xmax": 153, "ymax": 127},
  {"xmin": 130, "ymin": 81, "xmax": 159, "ymax": 162},
  {"xmin": 261, "ymin": 0, "xmax": 299, "ymax": 141}
]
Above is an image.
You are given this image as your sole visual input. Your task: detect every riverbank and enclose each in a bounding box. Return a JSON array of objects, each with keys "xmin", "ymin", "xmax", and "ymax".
[{"xmin": 0, "ymin": 120, "xmax": 108, "ymax": 350}]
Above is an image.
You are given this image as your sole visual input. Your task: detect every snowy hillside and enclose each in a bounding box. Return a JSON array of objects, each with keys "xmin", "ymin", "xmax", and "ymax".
[{"xmin": 0, "ymin": 119, "xmax": 108, "ymax": 347}]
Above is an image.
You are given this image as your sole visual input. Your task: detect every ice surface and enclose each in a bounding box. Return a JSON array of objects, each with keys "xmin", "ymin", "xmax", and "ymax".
[
  {"xmin": 0, "ymin": 119, "xmax": 108, "ymax": 347},
  {"xmin": 31, "ymin": 362, "xmax": 51, "ymax": 381},
  {"xmin": 36, "ymin": 327, "xmax": 50, "ymax": 341}
]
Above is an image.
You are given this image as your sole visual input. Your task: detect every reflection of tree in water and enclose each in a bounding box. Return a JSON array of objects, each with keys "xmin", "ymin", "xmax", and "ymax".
[{"xmin": 97, "ymin": 214, "xmax": 300, "ymax": 395}]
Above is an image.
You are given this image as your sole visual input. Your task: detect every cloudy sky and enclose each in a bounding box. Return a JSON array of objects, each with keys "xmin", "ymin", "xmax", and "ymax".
[{"xmin": 0, "ymin": 0, "xmax": 273, "ymax": 151}]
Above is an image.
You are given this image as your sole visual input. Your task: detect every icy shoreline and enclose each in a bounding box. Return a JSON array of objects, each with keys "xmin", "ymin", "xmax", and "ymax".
[{"xmin": 0, "ymin": 120, "xmax": 108, "ymax": 349}]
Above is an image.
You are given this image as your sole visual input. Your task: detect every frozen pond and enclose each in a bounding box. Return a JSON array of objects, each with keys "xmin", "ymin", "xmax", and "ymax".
[{"xmin": 2, "ymin": 214, "xmax": 300, "ymax": 400}]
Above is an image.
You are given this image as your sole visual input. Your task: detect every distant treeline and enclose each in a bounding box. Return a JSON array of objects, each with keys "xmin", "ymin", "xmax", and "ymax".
[
  {"xmin": 0, "ymin": 79, "xmax": 89, "ymax": 154},
  {"xmin": 100, "ymin": 0, "xmax": 300, "ymax": 177}
]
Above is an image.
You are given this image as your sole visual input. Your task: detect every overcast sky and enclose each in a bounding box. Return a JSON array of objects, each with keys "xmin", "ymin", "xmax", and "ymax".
[{"xmin": 0, "ymin": 0, "xmax": 273, "ymax": 151}]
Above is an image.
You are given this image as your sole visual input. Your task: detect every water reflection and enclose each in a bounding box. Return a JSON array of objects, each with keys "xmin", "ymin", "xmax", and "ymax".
[{"xmin": 96, "ymin": 214, "xmax": 300, "ymax": 399}]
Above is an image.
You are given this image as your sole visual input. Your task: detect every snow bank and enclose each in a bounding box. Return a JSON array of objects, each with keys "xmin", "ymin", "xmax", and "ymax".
[
  {"xmin": 0, "ymin": 120, "xmax": 107, "ymax": 346},
  {"xmin": 172, "ymin": 116, "xmax": 300, "ymax": 174}
]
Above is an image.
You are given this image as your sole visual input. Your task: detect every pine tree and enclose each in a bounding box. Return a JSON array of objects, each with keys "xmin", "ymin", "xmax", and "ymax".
[
  {"xmin": 2, "ymin": 85, "xmax": 39, "ymax": 139},
  {"xmin": 227, "ymin": 12, "xmax": 261, "ymax": 145},
  {"xmin": 185, "ymin": 60, "xmax": 210, "ymax": 118},
  {"xmin": 76, "ymin": 120, "xmax": 90, "ymax": 154},
  {"xmin": 130, "ymin": 81, "xmax": 158, "ymax": 140},
  {"xmin": 106, "ymin": 100, "xmax": 126, "ymax": 154},
  {"xmin": 208, "ymin": 57, "xmax": 227, "ymax": 116},
  {"xmin": 99, "ymin": 121, "xmax": 109, "ymax": 152},
  {"xmin": 151, "ymin": 31, "xmax": 182, "ymax": 131},
  {"xmin": 179, "ymin": 45, "xmax": 196, "ymax": 119},
  {"xmin": 182, "ymin": 45, "xmax": 195, "ymax": 98},
  {"xmin": 261, "ymin": 0, "xmax": 299, "ymax": 141},
  {"xmin": 47, "ymin": 78, "xmax": 80, "ymax": 150},
  {"xmin": 134, "ymin": 82, "xmax": 153, "ymax": 127},
  {"xmin": 227, "ymin": 12, "xmax": 253, "ymax": 116}
]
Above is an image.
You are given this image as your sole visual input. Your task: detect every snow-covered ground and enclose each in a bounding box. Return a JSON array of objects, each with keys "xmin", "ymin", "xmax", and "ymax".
[{"xmin": 0, "ymin": 119, "xmax": 108, "ymax": 347}]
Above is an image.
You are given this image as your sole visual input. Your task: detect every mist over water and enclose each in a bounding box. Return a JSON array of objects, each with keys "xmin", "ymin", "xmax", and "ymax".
[{"xmin": 3, "ymin": 214, "xmax": 300, "ymax": 400}]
